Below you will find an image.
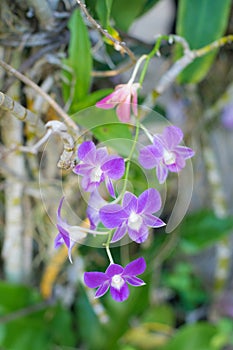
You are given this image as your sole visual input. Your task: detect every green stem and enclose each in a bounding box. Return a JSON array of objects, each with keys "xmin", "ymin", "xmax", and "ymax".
[
  {"xmin": 103, "ymin": 121, "xmax": 140, "ymax": 263},
  {"xmin": 122, "ymin": 120, "xmax": 140, "ymax": 195},
  {"xmin": 139, "ymin": 36, "xmax": 165, "ymax": 85}
]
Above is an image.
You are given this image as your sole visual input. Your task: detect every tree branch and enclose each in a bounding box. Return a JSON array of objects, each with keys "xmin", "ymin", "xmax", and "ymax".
[
  {"xmin": 76, "ymin": 0, "xmax": 136, "ymax": 63},
  {"xmin": 0, "ymin": 59, "xmax": 79, "ymax": 133}
]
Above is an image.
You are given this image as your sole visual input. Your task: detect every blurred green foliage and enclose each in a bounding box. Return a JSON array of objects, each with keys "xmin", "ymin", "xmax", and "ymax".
[
  {"xmin": 0, "ymin": 282, "xmax": 75, "ymax": 349},
  {"xmin": 62, "ymin": 9, "xmax": 93, "ymax": 111},
  {"xmin": 179, "ymin": 210, "xmax": 233, "ymax": 254},
  {"xmin": 176, "ymin": 0, "xmax": 231, "ymax": 83}
]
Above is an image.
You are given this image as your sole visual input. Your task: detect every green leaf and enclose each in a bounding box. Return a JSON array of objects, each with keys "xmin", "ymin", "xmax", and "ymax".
[
  {"xmin": 75, "ymin": 288, "xmax": 106, "ymax": 350},
  {"xmin": 176, "ymin": 0, "xmax": 231, "ymax": 83},
  {"xmin": 142, "ymin": 303, "xmax": 175, "ymax": 326},
  {"xmin": 141, "ymin": 0, "xmax": 160, "ymax": 14},
  {"xmin": 179, "ymin": 210, "xmax": 233, "ymax": 254},
  {"xmin": 92, "ymin": 123, "xmax": 133, "ymax": 157},
  {"xmin": 69, "ymin": 88, "xmax": 113, "ymax": 113},
  {"xmin": 161, "ymin": 322, "xmax": 217, "ymax": 350},
  {"xmin": 72, "ymin": 107, "xmax": 132, "ymax": 156},
  {"xmin": 0, "ymin": 282, "xmax": 75, "ymax": 349},
  {"xmin": 163, "ymin": 263, "xmax": 207, "ymax": 310},
  {"xmin": 111, "ymin": 0, "xmax": 146, "ymax": 31},
  {"xmin": 0, "ymin": 281, "xmax": 39, "ymax": 312},
  {"xmin": 96, "ymin": 0, "xmax": 113, "ymax": 27},
  {"xmin": 62, "ymin": 9, "xmax": 92, "ymax": 107}
]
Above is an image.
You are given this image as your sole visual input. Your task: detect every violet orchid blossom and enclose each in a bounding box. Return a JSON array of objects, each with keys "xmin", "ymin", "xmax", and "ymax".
[
  {"xmin": 54, "ymin": 197, "xmax": 86, "ymax": 263},
  {"xmin": 84, "ymin": 257, "xmax": 146, "ymax": 302},
  {"xmin": 73, "ymin": 141, "xmax": 125, "ymax": 197},
  {"xmin": 86, "ymin": 190, "xmax": 108, "ymax": 230},
  {"xmin": 139, "ymin": 125, "xmax": 195, "ymax": 184},
  {"xmin": 99, "ymin": 188, "xmax": 165, "ymax": 244},
  {"xmin": 96, "ymin": 82, "xmax": 140, "ymax": 123}
]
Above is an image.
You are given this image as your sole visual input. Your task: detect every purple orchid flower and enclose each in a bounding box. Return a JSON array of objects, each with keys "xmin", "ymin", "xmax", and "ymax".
[
  {"xmin": 73, "ymin": 141, "xmax": 125, "ymax": 197},
  {"xmin": 96, "ymin": 82, "xmax": 140, "ymax": 123},
  {"xmin": 99, "ymin": 188, "xmax": 165, "ymax": 244},
  {"xmin": 86, "ymin": 190, "xmax": 108, "ymax": 230},
  {"xmin": 84, "ymin": 257, "xmax": 146, "ymax": 302},
  {"xmin": 139, "ymin": 125, "xmax": 195, "ymax": 184},
  {"xmin": 54, "ymin": 197, "xmax": 86, "ymax": 263}
]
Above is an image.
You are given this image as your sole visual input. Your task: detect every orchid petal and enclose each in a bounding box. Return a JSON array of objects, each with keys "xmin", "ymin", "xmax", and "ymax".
[
  {"xmin": 110, "ymin": 283, "xmax": 129, "ymax": 302},
  {"xmin": 125, "ymin": 276, "xmax": 146, "ymax": 286},
  {"xmin": 128, "ymin": 224, "xmax": 149, "ymax": 244},
  {"xmin": 73, "ymin": 163, "xmax": 93, "ymax": 175},
  {"xmin": 96, "ymin": 147, "xmax": 109, "ymax": 163},
  {"xmin": 116, "ymin": 98, "xmax": 131, "ymax": 122},
  {"xmin": 175, "ymin": 145, "xmax": 195, "ymax": 159},
  {"xmin": 105, "ymin": 177, "xmax": 115, "ymax": 198},
  {"xmin": 95, "ymin": 282, "xmax": 110, "ymax": 298},
  {"xmin": 111, "ymin": 224, "xmax": 127, "ymax": 243},
  {"xmin": 138, "ymin": 145, "xmax": 162, "ymax": 169},
  {"xmin": 124, "ymin": 257, "xmax": 146, "ymax": 276},
  {"xmin": 152, "ymin": 137, "xmax": 166, "ymax": 154},
  {"xmin": 84, "ymin": 271, "xmax": 109, "ymax": 288},
  {"xmin": 143, "ymin": 213, "xmax": 166, "ymax": 228},
  {"xmin": 137, "ymin": 188, "xmax": 162, "ymax": 214},
  {"xmin": 101, "ymin": 156, "xmax": 125, "ymax": 180},
  {"xmin": 81, "ymin": 176, "xmax": 92, "ymax": 192},
  {"xmin": 78, "ymin": 141, "xmax": 96, "ymax": 163},
  {"xmin": 57, "ymin": 197, "xmax": 65, "ymax": 220},
  {"xmin": 86, "ymin": 190, "xmax": 107, "ymax": 230},
  {"xmin": 54, "ymin": 232, "xmax": 63, "ymax": 248},
  {"xmin": 123, "ymin": 192, "xmax": 138, "ymax": 214},
  {"xmin": 56, "ymin": 223, "xmax": 70, "ymax": 249},
  {"xmin": 96, "ymin": 92, "xmax": 118, "ymax": 109},
  {"xmin": 106, "ymin": 264, "xmax": 124, "ymax": 277},
  {"xmin": 167, "ymin": 155, "xmax": 186, "ymax": 172},
  {"xmin": 68, "ymin": 243, "xmax": 74, "ymax": 264},
  {"xmin": 131, "ymin": 83, "xmax": 140, "ymax": 116},
  {"xmin": 156, "ymin": 164, "xmax": 168, "ymax": 184},
  {"xmin": 100, "ymin": 204, "xmax": 128, "ymax": 228},
  {"xmin": 161, "ymin": 126, "xmax": 183, "ymax": 149}
]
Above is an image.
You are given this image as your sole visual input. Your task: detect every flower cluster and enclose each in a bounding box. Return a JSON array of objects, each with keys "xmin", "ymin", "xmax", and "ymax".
[{"xmin": 54, "ymin": 67, "xmax": 195, "ymax": 302}]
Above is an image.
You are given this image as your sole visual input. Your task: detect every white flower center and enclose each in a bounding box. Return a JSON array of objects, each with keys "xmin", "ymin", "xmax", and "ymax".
[
  {"xmin": 128, "ymin": 212, "xmax": 143, "ymax": 231},
  {"xmin": 163, "ymin": 150, "xmax": 176, "ymax": 165},
  {"xmin": 111, "ymin": 274, "xmax": 125, "ymax": 290},
  {"xmin": 90, "ymin": 165, "xmax": 103, "ymax": 182}
]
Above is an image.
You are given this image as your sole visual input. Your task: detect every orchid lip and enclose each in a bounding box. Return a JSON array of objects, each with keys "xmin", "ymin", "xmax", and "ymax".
[
  {"xmin": 111, "ymin": 274, "xmax": 125, "ymax": 290},
  {"xmin": 128, "ymin": 212, "xmax": 143, "ymax": 231},
  {"xmin": 163, "ymin": 150, "xmax": 176, "ymax": 165}
]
